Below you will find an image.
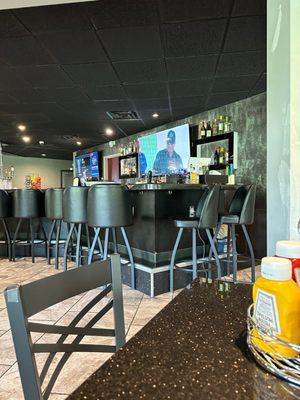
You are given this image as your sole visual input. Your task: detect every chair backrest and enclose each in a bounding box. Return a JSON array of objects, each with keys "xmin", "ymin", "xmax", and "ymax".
[
  {"xmin": 5, "ymin": 254, "xmax": 125, "ymax": 400},
  {"xmin": 239, "ymin": 184, "xmax": 257, "ymax": 225},
  {"xmin": 195, "ymin": 189, "xmax": 209, "ymax": 218},
  {"xmin": 197, "ymin": 185, "xmax": 220, "ymax": 229},
  {"xmin": 0, "ymin": 189, "xmax": 12, "ymax": 218},
  {"xmin": 87, "ymin": 184, "xmax": 132, "ymax": 228},
  {"xmin": 13, "ymin": 189, "xmax": 45, "ymax": 219},
  {"xmin": 62, "ymin": 186, "xmax": 88, "ymax": 223},
  {"xmin": 228, "ymin": 186, "xmax": 248, "ymax": 216},
  {"xmin": 45, "ymin": 188, "xmax": 64, "ymax": 220}
]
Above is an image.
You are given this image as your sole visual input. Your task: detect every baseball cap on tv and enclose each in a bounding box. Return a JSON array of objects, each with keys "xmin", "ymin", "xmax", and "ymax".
[{"xmin": 166, "ymin": 130, "xmax": 176, "ymax": 144}]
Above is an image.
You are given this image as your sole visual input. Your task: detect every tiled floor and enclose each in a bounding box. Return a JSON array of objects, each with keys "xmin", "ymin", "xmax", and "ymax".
[{"xmin": 0, "ymin": 257, "xmax": 257, "ymax": 400}]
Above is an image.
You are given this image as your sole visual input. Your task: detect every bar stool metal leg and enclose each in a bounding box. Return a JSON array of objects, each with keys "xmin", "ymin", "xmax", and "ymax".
[
  {"xmin": 206, "ymin": 229, "xmax": 221, "ymax": 280},
  {"xmin": 12, "ymin": 218, "xmax": 22, "ymax": 261},
  {"xmin": 85, "ymin": 224, "xmax": 91, "ymax": 249},
  {"xmin": 112, "ymin": 228, "xmax": 117, "ymax": 253},
  {"xmin": 226, "ymin": 227, "xmax": 231, "ymax": 275},
  {"xmin": 208, "ymin": 223, "xmax": 221, "ymax": 277},
  {"xmin": 120, "ymin": 227, "xmax": 135, "ymax": 289},
  {"xmin": 63, "ymin": 223, "xmax": 75, "ymax": 271},
  {"xmin": 54, "ymin": 220, "xmax": 62, "ymax": 270},
  {"xmin": 47, "ymin": 220, "xmax": 56, "ymax": 265},
  {"xmin": 241, "ymin": 224, "xmax": 255, "ymax": 282},
  {"xmin": 169, "ymin": 228, "xmax": 184, "ymax": 293},
  {"xmin": 103, "ymin": 228, "xmax": 109, "ymax": 260},
  {"xmin": 2, "ymin": 218, "xmax": 12, "ymax": 261},
  {"xmin": 75, "ymin": 223, "xmax": 82, "ymax": 267},
  {"xmin": 192, "ymin": 228, "xmax": 197, "ymax": 280},
  {"xmin": 230, "ymin": 224, "xmax": 238, "ymax": 283},
  {"xmin": 29, "ymin": 218, "xmax": 35, "ymax": 263},
  {"xmin": 97, "ymin": 230, "xmax": 103, "ymax": 257},
  {"xmin": 88, "ymin": 227, "xmax": 100, "ymax": 264}
]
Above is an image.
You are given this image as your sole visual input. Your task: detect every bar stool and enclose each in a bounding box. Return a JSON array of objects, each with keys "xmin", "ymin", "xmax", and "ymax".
[
  {"xmin": 62, "ymin": 186, "xmax": 90, "ymax": 270},
  {"xmin": 12, "ymin": 189, "xmax": 47, "ymax": 263},
  {"xmin": 211, "ymin": 184, "xmax": 257, "ymax": 283},
  {"xmin": 169, "ymin": 185, "xmax": 221, "ymax": 292},
  {"xmin": 87, "ymin": 184, "xmax": 136, "ymax": 289},
  {"xmin": 0, "ymin": 190, "xmax": 12, "ymax": 260},
  {"xmin": 45, "ymin": 188, "xmax": 65, "ymax": 270}
]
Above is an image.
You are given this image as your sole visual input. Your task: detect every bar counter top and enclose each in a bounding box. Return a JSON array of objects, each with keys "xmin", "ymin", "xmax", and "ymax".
[
  {"xmin": 130, "ymin": 183, "xmax": 239, "ymax": 191},
  {"xmin": 68, "ymin": 279, "xmax": 299, "ymax": 400}
]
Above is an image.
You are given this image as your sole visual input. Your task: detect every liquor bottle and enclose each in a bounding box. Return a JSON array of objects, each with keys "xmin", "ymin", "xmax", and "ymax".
[
  {"xmin": 206, "ymin": 121, "xmax": 212, "ymax": 137},
  {"xmin": 214, "ymin": 146, "xmax": 219, "ymax": 165},
  {"xmin": 224, "ymin": 116, "xmax": 231, "ymax": 133},
  {"xmin": 219, "ymin": 147, "xmax": 225, "ymax": 164},
  {"xmin": 212, "ymin": 119, "xmax": 218, "ymax": 136},
  {"xmin": 200, "ymin": 121, "xmax": 206, "ymax": 138},
  {"xmin": 218, "ymin": 115, "xmax": 224, "ymax": 134}
]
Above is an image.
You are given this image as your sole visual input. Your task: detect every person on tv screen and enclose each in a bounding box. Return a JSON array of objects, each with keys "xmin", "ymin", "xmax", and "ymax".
[{"xmin": 152, "ymin": 130, "xmax": 183, "ymax": 175}]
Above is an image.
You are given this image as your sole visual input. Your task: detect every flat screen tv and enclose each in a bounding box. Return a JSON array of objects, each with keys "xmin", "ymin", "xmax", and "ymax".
[
  {"xmin": 138, "ymin": 124, "xmax": 191, "ymax": 176},
  {"xmin": 75, "ymin": 151, "xmax": 102, "ymax": 180},
  {"xmin": 119, "ymin": 153, "xmax": 138, "ymax": 179}
]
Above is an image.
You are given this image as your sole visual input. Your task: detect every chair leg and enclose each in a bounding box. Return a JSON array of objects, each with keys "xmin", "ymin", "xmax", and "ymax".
[
  {"xmin": 169, "ymin": 228, "xmax": 184, "ymax": 293},
  {"xmin": 206, "ymin": 229, "xmax": 221, "ymax": 280},
  {"xmin": 2, "ymin": 218, "xmax": 12, "ymax": 261},
  {"xmin": 85, "ymin": 224, "xmax": 91, "ymax": 250},
  {"xmin": 63, "ymin": 223, "xmax": 75, "ymax": 271},
  {"xmin": 103, "ymin": 228, "xmax": 109, "ymax": 260},
  {"xmin": 242, "ymin": 224, "xmax": 255, "ymax": 283},
  {"xmin": 12, "ymin": 218, "xmax": 22, "ymax": 261},
  {"xmin": 120, "ymin": 227, "xmax": 135, "ymax": 290},
  {"xmin": 54, "ymin": 220, "xmax": 62, "ymax": 270},
  {"xmin": 47, "ymin": 220, "xmax": 56, "ymax": 265},
  {"xmin": 226, "ymin": 225, "xmax": 231, "ymax": 275},
  {"xmin": 192, "ymin": 228, "xmax": 197, "ymax": 280},
  {"xmin": 208, "ymin": 223, "xmax": 221, "ymax": 277},
  {"xmin": 230, "ymin": 224, "xmax": 238, "ymax": 283},
  {"xmin": 97, "ymin": 229, "xmax": 103, "ymax": 257},
  {"xmin": 112, "ymin": 228, "xmax": 118, "ymax": 253},
  {"xmin": 75, "ymin": 223, "xmax": 82, "ymax": 267},
  {"xmin": 29, "ymin": 218, "xmax": 35, "ymax": 263},
  {"xmin": 88, "ymin": 227, "xmax": 100, "ymax": 264}
]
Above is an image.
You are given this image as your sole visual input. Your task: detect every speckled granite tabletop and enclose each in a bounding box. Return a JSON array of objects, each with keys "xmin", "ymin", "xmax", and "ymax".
[{"xmin": 68, "ymin": 279, "xmax": 300, "ymax": 400}]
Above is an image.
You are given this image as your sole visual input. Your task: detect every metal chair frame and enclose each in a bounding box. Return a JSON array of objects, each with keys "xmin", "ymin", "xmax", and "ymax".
[{"xmin": 5, "ymin": 254, "xmax": 125, "ymax": 400}]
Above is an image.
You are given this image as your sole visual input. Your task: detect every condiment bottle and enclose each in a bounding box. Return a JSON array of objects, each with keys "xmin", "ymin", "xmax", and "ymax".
[
  {"xmin": 276, "ymin": 240, "xmax": 300, "ymax": 286},
  {"xmin": 252, "ymin": 257, "xmax": 300, "ymax": 358}
]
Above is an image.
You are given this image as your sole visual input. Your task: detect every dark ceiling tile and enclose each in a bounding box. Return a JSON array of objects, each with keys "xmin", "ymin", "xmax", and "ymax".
[
  {"xmin": 0, "ymin": 91, "xmax": 17, "ymax": 104},
  {"xmin": 159, "ymin": 0, "xmax": 232, "ymax": 22},
  {"xmin": 216, "ymin": 50, "xmax": 266, "ymax": 77},
  {"xmin": 38, "ymin": 31, "xmax": 107, "ymax": 64},
  {"xmin": 169, "ymin": 79, "xmax": 213, "ymax": 98},
  {"xmin": 224, "ymin": 16, "xmax": 266, "ymax": 52},
  {"xmin": 84, "ymin": 85, "xmax": 127, "ymax": 101},
  {"xmin": 93, "ymin": 99, "xmax": 133, "ymax": 112},
  {"xmin": 99, "ymin": 26, "xmax": 163, "ymax": 61},
  {"xmin": 114, "ymin": 119, "xmax": 145, "ymax": 134},
  {"xmin": 232, "ymin": 0, "xmax": 266, "ymax": 16},
  {"xmin": 132, "ymin": 98, "xmax": 170, "ymax": 110},
  {"xmin": 171, "ymin": 95, "xmax": 205, "ymax": 110},
  {"xmin": 172, "ymin": 108, "xmax": 204, "ymax": 120},
  {"xmin": 166, "ymin": 55, "xmax": 218, "ymax": 80},
  {"xmin": 138, "ymin": 108, "xmax": 171, "ymax": 123},
  {"xmin": 88, "ymin": 0, "xmax": 158, "ymax": 29},
  {"xmin": 0, "ymin": 66, "xmax": 30, "ymax": 90},
  {"xmin": 0, "ymin": 11, "xmax": 30, "ymax": 38},
  {"xmin": 15, "ymin": 4, "xmax": 92, "ymax": 33},
  {"xmin": 113, "ymin": 60, "xmax": 166, "ymax": 83},
  {"xmin": 206, "ymin": 91, "xmax": 249, "ymax": 109},
  {"xmin": 212, "ymin": 75, "xmax": 259, "ymax": 93},
  {"xmin": 13, "ymin": 65, "xmax": 74, "ymax": 88},
  {"xmin": 250, "ymin": 73, "xmax": 266, "ymax": 95},
  {"xmin": 124, "ymin": 82, "xmax": 168, "ymax": 99},
  {"xmin": 37, "ymin": 87, "xmax": 90, "ymax": 103},
  {"xmin": 163, "ymin": 19, "xmax": 227, "ymax": 57},
  {"xmin": 62, "ymin": 63, "xmax": 119, "ymax": 85},
  {"xmin": 10, "ymin": 112, "xmax": 51, "ymax": 123},
  {"xmin": 0, "ymin": 36, "xmax": 54, "ymax": 66},
  {"xmin": 8, "ymin": 87, "xmax": 51, "ymax": 103}
]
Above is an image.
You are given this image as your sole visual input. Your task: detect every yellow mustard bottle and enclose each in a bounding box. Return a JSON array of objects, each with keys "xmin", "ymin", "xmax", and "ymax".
[{"xmin": 252, "ymin": 257, "xmax": 300, "ymax": 358}]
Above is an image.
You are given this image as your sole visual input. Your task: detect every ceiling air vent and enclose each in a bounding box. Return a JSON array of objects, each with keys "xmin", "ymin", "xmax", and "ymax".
[{"xmin": 106, "ymin": 111, "xmax": 139, "ymax": 120}]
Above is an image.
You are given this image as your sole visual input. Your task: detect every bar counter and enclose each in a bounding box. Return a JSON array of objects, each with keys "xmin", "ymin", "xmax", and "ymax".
[{"xmin": 68, "ymin": 279, "xmax": 299, "ymax": 400}]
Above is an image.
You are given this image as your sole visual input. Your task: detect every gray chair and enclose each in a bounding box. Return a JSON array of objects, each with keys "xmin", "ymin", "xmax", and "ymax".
[
  {"xmin": 12, "ymin": 189, "xmax": 47, "ymax": 263},
  {"xmin": 169, "ymin": 185, "xmax": 221, "ymax": 292},
  {"xmin": 4, "ymin": 253, "xmax": 125, "ymax": 400},
  {"xmin": 211, "ymin": 184, "xmax": 256, "ymax": 283},
  {"xmin": 0, "ymin": 189, "xmax": 12, "ymax": 260},
  {"xmin": 45, "ymin": 188, "xmax": 65, "ymax": 270},
  {"xmin": 87, "ymin": 184, "xmax": 136, "ymax": 289},
  {"xmin": 62, "ymin": 186, "xmax": 90, "ymax": 270}
]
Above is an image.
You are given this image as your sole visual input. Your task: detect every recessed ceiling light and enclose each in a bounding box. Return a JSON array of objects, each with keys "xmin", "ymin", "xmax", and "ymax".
[
  {"xmin": 152, "ymin": 113, "xmax": 159, "ymax": 118},
  {"xmin": 76, "ymin": 141, "xmax": 82, "ymax": 146},
  {"xmin": 18, "ymin": 124, "xmax": 26, "ymax": 132},
  {"xmin": 41, "ymin": 153, "xmax": 46, "ymax": 157},
  {"xmin": 22, "ymin": 135, "xmax": 31, "ymax": 143},
  {"xmin": 39, "ymin": 140, "xmax": 45, "ymax": 145},
  {"xmin": 105, "ymin": 128, "xmax": 114, "ymax": 135}
]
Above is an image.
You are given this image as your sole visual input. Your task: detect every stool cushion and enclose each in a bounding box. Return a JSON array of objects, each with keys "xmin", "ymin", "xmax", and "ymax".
[
  {"xmin": 174, "ymin": 218, "xmax": 199, "ymax": 228},
  {"xmin": 220, "ymin": 214, "xmax": 240, "ymax": 224}
]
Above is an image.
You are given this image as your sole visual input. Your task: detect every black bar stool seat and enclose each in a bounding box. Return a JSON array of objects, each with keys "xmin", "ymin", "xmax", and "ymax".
[
  {"xmin": 45, "ymin": 188, "xmax": 65, "ymax": 269},
  {"xmin": 0, "ymin": 190, "xmax": 12, "ymax": 260},
  {"xmin": 62, "ymin": 186, "xmax": 90, "ymax": 270},
  {"xmin": 12, "ymin": 189, "xmax": 47, "ymax": 263}
]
